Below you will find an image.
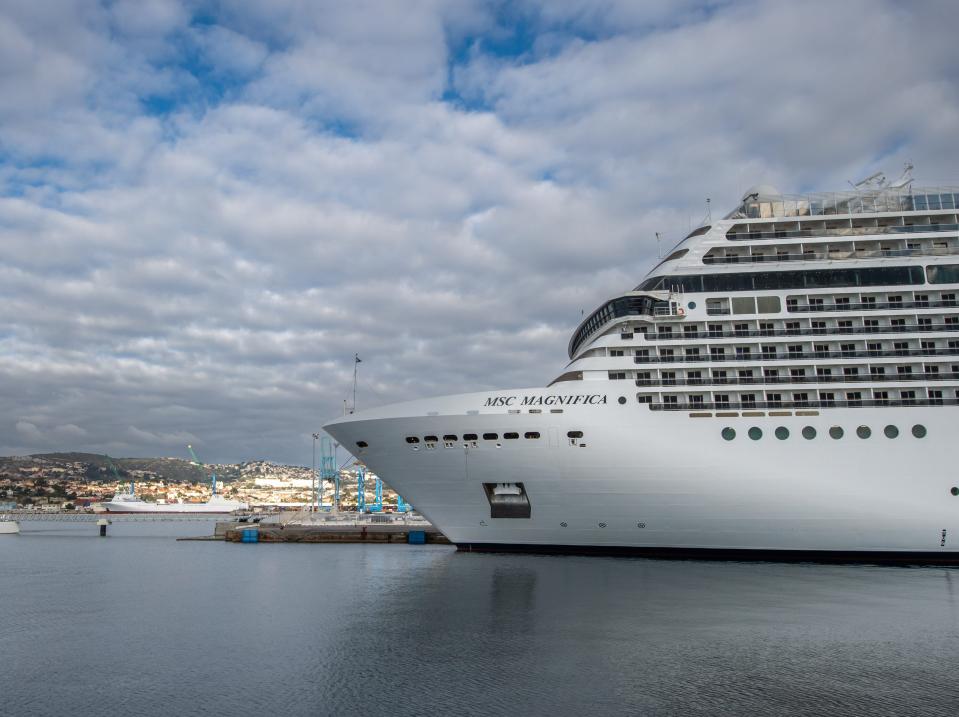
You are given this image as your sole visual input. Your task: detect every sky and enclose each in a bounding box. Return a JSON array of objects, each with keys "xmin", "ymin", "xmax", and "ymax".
[{"xmin": 2, "ymin": 0, "xmax": 959, "ymax": 465}]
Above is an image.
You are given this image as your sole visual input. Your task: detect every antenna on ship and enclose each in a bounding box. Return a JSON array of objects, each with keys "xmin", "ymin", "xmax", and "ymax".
[
  {"xmin": 655, "ymin": 232, "xmax": 662, "ymax": 258},
  {"xmin": 351, "ymin": 353, "xmax": 361, "ymax": 414}
]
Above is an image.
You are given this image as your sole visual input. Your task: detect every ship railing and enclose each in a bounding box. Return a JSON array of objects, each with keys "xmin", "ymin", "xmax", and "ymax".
[
  {"xmin": 633, "ymin": 347, "xmax": 959, "ymax": 364},
  {"xmin": 704, "ymin": 246, "xmax": 959, "ymax": 264},
  {"xmin": 634, "ymin": 371, "xmax": 959, "ymax": 388},
  {"xmin": 645, "ymin": 323, "xmax": 959, "ymax": 340},
  {"xmin": 648, "ymin": 397, "xmax": 957, "ymax": 411},
  {"xmin": 788, "ymin": 299, "xmax": 957, "ymax": 313},
  {"xmin": 725, "ymin": 222, "xmax": 959, "ymax": 241},
  {"xmin": 725, "ymin": 188, "xmax": 959, "ymax": 221}
]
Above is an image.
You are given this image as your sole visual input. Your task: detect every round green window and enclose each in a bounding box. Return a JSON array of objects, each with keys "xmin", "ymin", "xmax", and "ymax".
[
  {"xmin": 856, "ymin": 425, "xmax": 871, "ymax": 439},
  {"xmin": 911, "ymin": 424, "xmax": 927, "ymax": 438},
  {"xmin": 802, "ymin": 426, "xmax": 817, "ymax": 440},
  {"xmin": 829, "ymin": 426, "xmax": 844, "ymax": 440},
  {"xmin": 775, "ymin": 426, "xmax": 789, "ymax": 440},
  {"xmin": 884, "ymin": 425, "xmax": 899, "ymax": 439},
  {"xmin": 721, "ymin": 427, "xmax": 736, "ymax": 441},
  {"xmin": 748, "ymin": 427, "xmax": 763, "ymax": 441},
  {"xmin": 952, "ymin": 487, "xmax": 959, "ymax": 497}
]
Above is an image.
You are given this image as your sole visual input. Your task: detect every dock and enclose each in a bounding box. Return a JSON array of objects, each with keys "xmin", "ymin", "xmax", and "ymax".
[{"xmin": 187, "ymin": 513, "xmax": 449, "ymax": 544}]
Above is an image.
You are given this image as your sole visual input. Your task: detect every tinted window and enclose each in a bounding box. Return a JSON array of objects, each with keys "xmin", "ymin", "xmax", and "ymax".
[
  {"xmin": 635, "ymin": 266, "xmax": 924, "ymax": 293},
  {"xmin": 926, "ymin": 264, "xmax": 959, "ymax": 284}
]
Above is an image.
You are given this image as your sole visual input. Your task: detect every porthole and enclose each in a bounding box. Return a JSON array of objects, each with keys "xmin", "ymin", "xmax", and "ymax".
[
  {"xmin": 356, "ymin": 440, "xmax": 368, "ymax": 448},
  {"xmin": 424, "ymin": 435, "xmax": 438, "ymax": 443},
  {"xmin": 721, "ymin": 427, "xmax": 736, "ymax": 441},
  {"xmin": 952, "ymin": 487, "xmax": 959, "ymax": 496},
  {"xmin": 405, "ymin": 436, "xmax": 420, "ymax": 444},
  {"xmin": 688, "ymin": 301, "xmax": 697, "ymax": 310},
  {"xmin": 463, "ymin": 433, "xmax": 478, "ymax": 441},
  {"xmin": 748, "ymin": 427, "xmax": 762, "ymax": 440},
  {"xmin": 618, "ymin": 396, "xmax": 627, "ymax": 405},
  {"xmin": 912, "ymin": 424, "xmax": 927, "ymax": 438},
  {"xmin": 884, "ymin": 425, "xmax": 899, "ymax": 439},
  {"xmin": 802, "ymin": 426, "xmax": 816, "ymax": 440},
  {"xmin": 483, "ymin": 433, "xmax": 498, "ymax": 440},
  {"xmin": 567, "ymin": 430, "xmax": 584, "ymax": 439},
  {"xmin": 775, "ymin": 427, "xmax": 789, "ymax": 440},
  {"xmin": 524, "ymin": 432, "xmax": 540, "ymax": 439},
  {"xmin": 829, "ymin": 426, "xmax": 844, "ymax": 440},
  {"xmin": 443, "ymin": 434, "xmax": 458, "ymax": 442},
  {"xmin": 856, "ymin": 425, "xmax": 871, "ymax": 439},
  {"xmin": 504, "ymin": 432, "xmax": 519, "ymax": 440}
]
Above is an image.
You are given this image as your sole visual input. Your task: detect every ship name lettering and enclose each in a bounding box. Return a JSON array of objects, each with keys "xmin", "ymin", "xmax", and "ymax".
[{"xmin": 483, "ymin": 394, "xmax": 607, "ymax": 407}]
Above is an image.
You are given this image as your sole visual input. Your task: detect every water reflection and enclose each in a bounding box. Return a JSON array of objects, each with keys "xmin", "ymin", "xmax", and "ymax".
[
  {"xmin": 3, "ymin": 530, "xmax": 959, "ymax": 717},
  {"xmin": 488, "ymin": 566, "xmax": 537, "ymax": 636}
]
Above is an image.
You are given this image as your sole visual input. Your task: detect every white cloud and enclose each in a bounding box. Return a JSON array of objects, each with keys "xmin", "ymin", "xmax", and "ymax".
[{"xmin": 1, "ymin": 0, "xmax": 958, "ymax": 462}]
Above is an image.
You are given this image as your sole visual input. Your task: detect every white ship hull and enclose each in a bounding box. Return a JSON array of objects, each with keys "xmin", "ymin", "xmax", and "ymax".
[
  {"xmin": 324, "ymin": 385, "xmax": 959, "ymax": 562},
  {"xmin": 101, "ymin": 497, "xmax": 248, "ymax": 514}
]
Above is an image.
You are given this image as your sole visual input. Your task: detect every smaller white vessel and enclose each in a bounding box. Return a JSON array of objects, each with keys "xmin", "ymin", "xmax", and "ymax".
[
  {"xmin": 100, "ymin": 447, "xmax": 248, "ymax": 514},
  {"xmin": 0, "ymin": 519, "xmax": 20, "ymax": 535},
  {"xmin": 100, "ymin": 493, "xmax": 248, "ymax": 514}
]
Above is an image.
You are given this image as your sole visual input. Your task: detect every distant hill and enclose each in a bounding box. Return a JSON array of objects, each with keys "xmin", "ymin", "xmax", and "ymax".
[{"xmin": 0, "ymin": 452, "xmax": 240, "ymax": 484}]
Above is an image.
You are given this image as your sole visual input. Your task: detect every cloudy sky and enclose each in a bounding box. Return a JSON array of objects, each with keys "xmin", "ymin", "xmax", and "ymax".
[{"xmin": 2, "ymin": 0, "xmax": 958, "ymax": 464}]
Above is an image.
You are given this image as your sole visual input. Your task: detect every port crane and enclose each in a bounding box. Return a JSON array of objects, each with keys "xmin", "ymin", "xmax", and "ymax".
[
  {"xmin": 105, "ymin": 455, "xmax": 133, "ymax": 495},
  {"xmin": 353, "ymin": 464, "xmax": 386, "ymax": 513},
  {"xmin": 319, "ymin": 437, "xmax": 338, "ymax": 510},
  {"xmin": 187, "ymin": 444, "xmax": 218, "ymax": 496}
]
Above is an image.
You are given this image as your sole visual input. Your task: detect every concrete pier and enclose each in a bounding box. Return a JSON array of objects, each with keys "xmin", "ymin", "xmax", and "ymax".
[{"xmin": 222, "ymin": 522, "xmax": 449, "ymax": 544}]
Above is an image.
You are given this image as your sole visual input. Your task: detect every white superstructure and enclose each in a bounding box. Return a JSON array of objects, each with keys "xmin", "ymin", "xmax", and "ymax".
[{"xmin": 325, "ymin": 177, "xmax": 959, "ymax": 562}]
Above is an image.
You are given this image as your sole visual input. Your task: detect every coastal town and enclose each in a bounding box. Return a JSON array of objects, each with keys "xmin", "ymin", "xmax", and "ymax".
[{"xmin": 0, "ymin": 453, "xmax": 400, "ymax": 512}]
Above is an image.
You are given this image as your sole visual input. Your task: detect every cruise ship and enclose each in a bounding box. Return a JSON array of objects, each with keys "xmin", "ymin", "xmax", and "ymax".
[{"xmin": 324, "ymin": 170, "xmax": 959, "ymax": 562}]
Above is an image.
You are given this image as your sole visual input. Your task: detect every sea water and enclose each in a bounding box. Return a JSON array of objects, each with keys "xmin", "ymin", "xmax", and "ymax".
[{"xmin": 2, "ymin": 522, "xmax": 957, "ymax": 716}]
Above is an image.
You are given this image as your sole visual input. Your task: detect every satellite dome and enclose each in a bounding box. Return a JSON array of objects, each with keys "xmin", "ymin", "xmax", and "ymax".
[{"xmin": 741, "ymin": 184, "xmax": 781, "ymax": 202}]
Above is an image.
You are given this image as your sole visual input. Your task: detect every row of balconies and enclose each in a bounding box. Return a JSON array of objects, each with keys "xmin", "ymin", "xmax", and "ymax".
[
  {"xmin": 632, "ymin": 346, "xmax": 957, "ymax": 364},
  {"xmin": 641, "ymin": 322, "xmax": 959, "ymax": 341},
  {"xmin": 632, "ymin": 370, "xmax": 959, "ymax": 387},
  {"xmin": 647, "ymin": 396, "xmax": 957, "ymax": 410},
  {"xmin": 704, "ymin": 244, "xmax": 957, "ymax": 265}
]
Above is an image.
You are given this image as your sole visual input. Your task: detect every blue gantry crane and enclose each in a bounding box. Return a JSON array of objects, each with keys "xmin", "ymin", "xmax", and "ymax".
[
  {"xmin": 370, "ymin": 474, "xmax": 383, "ymax": 512},
  {"xmin": 355, "ymin": 465, "xmax": 383, "ymax": 512},
  {"xmin": 356, "ymin": 465, "xmax": 367, "ymax": 512},
  {"xmin": 319, "ymin": 436, "xmax": 338, "ymax": 511}
]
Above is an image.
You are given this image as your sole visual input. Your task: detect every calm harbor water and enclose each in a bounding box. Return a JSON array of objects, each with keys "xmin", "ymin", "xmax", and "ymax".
[{"xmin": 2, "ymin": 522, "xmax": 958, "ymax": 716}]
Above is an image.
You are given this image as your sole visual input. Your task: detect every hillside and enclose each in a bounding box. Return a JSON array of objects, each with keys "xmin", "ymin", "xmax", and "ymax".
[{"xmin": 0, "ymin": 453, "xmax": 240, "ymax": 484}]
